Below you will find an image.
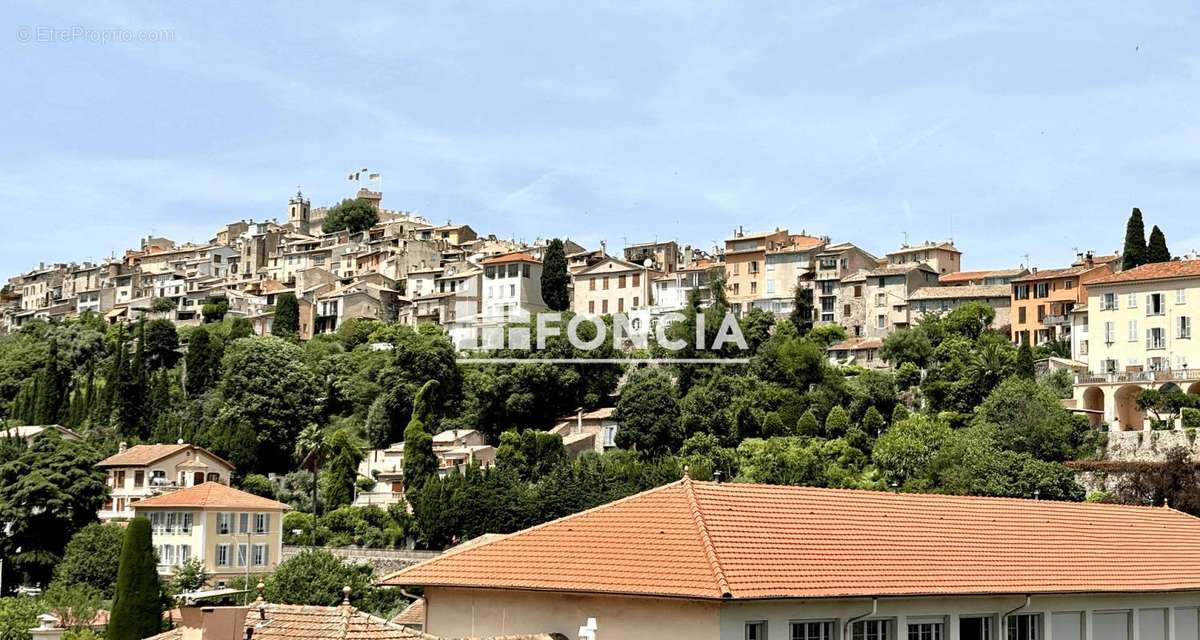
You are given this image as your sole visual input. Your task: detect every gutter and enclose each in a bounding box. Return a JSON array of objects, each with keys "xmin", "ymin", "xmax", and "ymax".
[
  {"xmin": 843, "ymin": 597, "xmax": 879, "ymax": 640},
  {"xmin": 1001, "ymin": 595, "xmax": 1032, "ymax": 629}
]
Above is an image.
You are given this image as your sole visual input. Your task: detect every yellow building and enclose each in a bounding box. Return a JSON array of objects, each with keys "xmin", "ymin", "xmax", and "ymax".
[
  {"xmin": 97, "ymin": 443, "xmax": 234, "ymax": 522},
  {"xmin": 1074, "ymin": 259, "xmax": 1200, "ymax": 431},
  {"xmin": 572, "ymin": 256, "xmax": 659, "ymax": 316},
  {"xmin": 132, "ymin": 482, "xmax": 289, "ymax": 586},
  {"xmin": 723, "ymin": 228, "xmax": 790, "ymax": 315}
]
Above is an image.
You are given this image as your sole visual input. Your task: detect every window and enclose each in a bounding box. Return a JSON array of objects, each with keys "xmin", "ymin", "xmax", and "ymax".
[
  {"xmin": 589, "ymin": 278, "xmax": 596, "ymax": 291},
  {"xmin": 961, "ymin": 617, "xmax": 993, "ymax": 640},
  {"xmin": 1017, "ymin": 307, "xmax": 1026, "ymax": 323},
  {"xmin": 522, "ymin": 264, "xmax": 530, "ymax": 278},
  {"xmin": 216, "ymin": 544, "xmax": 230, "ymax": 567},
  {"xmin": 854, "ymin": 285, "xmax": 862, "ymax": 297},
  {"xmin": 588, "ymin": 301, "xmax": 595, "ymax": 314},
  {"xmin": 254, "ymin": 513, "xmax": 269, "ymax": 534},
  {"xmin": 508, "ymin": 284, "xmax": 515, "ymax": 297},
  {"xmin": 633, "ymin": 296, "xmax": 639, "ymax": 307},
  {"xmin": 180, "ymin": 512, "xmax": 192, "ymax": 534},
  {"xmin": 1035, "ymin": 282, "xmax": 1049, "ymax": 298},
  {"xmin": 1148, "ymin": 293, "xmax": 1165, "ymax": 315},
  {"xmin": 909, "ymin": 622, "xmax": 944, "ymax": 640},
  {"xmin": 1178, "ymin": 289, "xmax": 1188, "ymax": 305},
  {"xmin": 239, "ymin": 512, "xmax": 249, "ymax": 534},
  {"xmin": 1128, "ymin": 320, "xmax": 1138, "ymax": 342},
  {"xmin": 877, "ymin": 314, "xmax": 886, "ymax": 328},
  {"xmin": 876, "ymin": 293, "xmax": 886, "ymax": 306},
  {"xmin": 603, "ymin": 276, "xmax": 610, "ymax": 290},
  {"xmin": 507, "ymin": 264, "xmax": 518, "ymax": 278},
  {"xmin": 1128, "ymin": 293, "xmax": 1138, "ymax": 308},
  {"xmin": 1102, "ymin": 292, "xmax": 1117, "ymax": 310},
  {"xmin": 115, "ymin": 470, "xmax": 126, "ymax": 487},
  {"xmin": 159, "ymin": 544, "xmax": 174, "ymax": 565},
  {"xmin": 1037, "ymin": 305, "xmax": 1045, "ymax": 322},
  {"xmin": 750, "ymin": 281, "xmax": 757, "ymax": 294},
  {"xmin": 767, "ymin": 280, "xmax": 775, "ymax": 295},
  {"xmin": 619, "ymin": 275, "xmax": 627, "ymax": 288},
  {"xmin": 206, "ymin": 472, "xmax": 220, "ymax": 482},
  {"xmin": 792, "ymin": 621, "xmax": 834, "ymax": 640},
  {"xmin": 632, "ymin": 273, "xmax": 640, "ymax": 287},
  {"xmin": 618, "ymin": 298, "xmax": 624, "ymax": 312},
  {"xmin": 601, "ymin": 300, "xmax": 608, "ymax": 314},
  {"xmin": 750, "ymin": 261, "xmax": 759, "ymax": 274},
  {"xmin": 1006, "ymin": 614, "xmax": 1041, "ymax": 640},
  {"xmin": 178, "ymin": 544, "xmax": 191, "ymax": 564},
  {"xmin": 1064, "ymin": 280, "xmax": 1074, "ymax": 289},
  {"xmin": 843, "ymin": 304, "xmax": 851, "ymax": 317},
  {"xmin": 746, "ymin": 622, "xmax": 767, "ymax": 640},
  {"xmin": 1180, "ymin": 316, "xmax": 1192, "ymax": 340},
  {"xmin": 1014, "ymin": 284, "xmax": 1030, "ymax": 300},
  {"xmin": 852, "ymin": 620, "xmax": 892, "ymax": 640},
  {"xmin": 252, "ymin": 543, "xmax": 268, "ymax": 566},
  {"xmin": 1148, "ymin": 327, "xmax": 1166, "ymax": 350},
  {"xmin": 236, "ymin": 544, "xmax": 248, "ymax": 567},
  {"xmin": 134, "ymin": 470, "xmax": 144, "ymax": 488},
  {"xmin": 1104, "ymin": 321, "xmax": 1115, "ymax": 344},
  {"xmin": 218, "ymin": 512, "xmax": 232, "ymax": 535}
]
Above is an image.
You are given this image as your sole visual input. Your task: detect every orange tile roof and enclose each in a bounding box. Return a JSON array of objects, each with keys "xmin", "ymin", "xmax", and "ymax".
[
  {"xmin": 98, "ymin": 443, "xmax": 235, "ymax": 468},
  {"xmin": 132, "ymin": 482, "xmax": 290, "ymax": 510},
  {"xmin": 481, "ymin": 252, "xmax": 539, "ymax": 265},
  {"xmin": 938, "ymin": 268, "xmax": 1026, "ymax": 284},
  {"xmin": 390, "ymin": 599, "xmax": 425, "ymax": 628},
  {"xmin": 246, "ymin": 603, "xmax": 423, "ymax": 640},
  {"xmin": 1011, "ymin": 264, "xmax": 1109, "ymax": 283},
  {"xmin": 1088, "ymin": 259, "xmax": 1200, "ymax": 286},
  {"xmin": 382, "ymin": 479, "xmax": 1200, "ymax": 600}
]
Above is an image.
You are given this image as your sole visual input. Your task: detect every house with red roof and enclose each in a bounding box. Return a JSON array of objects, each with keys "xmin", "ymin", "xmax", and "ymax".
[
  {"xmin": 383, "ymin": 477, "xmax": 1200, "ymax": 640},
  {"xmin": 96, "ymin": 442, "xmax": 234, "ymax": 523}
]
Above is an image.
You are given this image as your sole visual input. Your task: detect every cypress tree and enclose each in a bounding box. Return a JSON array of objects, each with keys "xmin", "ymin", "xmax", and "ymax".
[
  {"xmin": 862, "ymin": 405, "xmax": 887, "ymax": 436},
  {"xmin": 824, "ymin": 405, "xmax": 850, "ymax": 438},
  {"xmin": 403, "ymin": 380, "xmax": 439, "ymax": 493},
  {"xmin": 1016, "ymin": 342, "xmax": 1036, "ymax": 379},
  {"xmin": 107, "ymin": 517, "xmax": 163, "ymax": 640},
  {"xmin": 539, "ymin": 238, "xmax": 570, "ymax": 311},
  {"xmin": 33, "ymin": 339, "xmax": 66, "ymax": 424},
  {"xmin": 795, "ymin": 409, "xmax": 820, "ymax": 437},
  {"xmin": 272, "ymin": 292, "xmax": 300, "ymax": 339},
  {"xmin": 1146, "ymin": 225, "xmax": 1171, "ymax": 263},
  {"xmin": 184, "ymin": 328, "xmax": 217, "ymax": 395},
  {"xmin": 1121, "ymin": 207, "xmax": 1147, "ymax": 270}
]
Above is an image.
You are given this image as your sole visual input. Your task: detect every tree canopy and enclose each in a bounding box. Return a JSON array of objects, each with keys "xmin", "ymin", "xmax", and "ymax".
[{"xmin": 321, "ymin": 198, "xmax": 379, "ymax": 234}]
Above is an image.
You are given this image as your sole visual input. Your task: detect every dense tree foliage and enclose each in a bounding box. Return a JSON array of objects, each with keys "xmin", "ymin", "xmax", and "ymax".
[
  {"xmin": 539, "ymin": 238, "xmax": 570, "ymax": 311},
  {"xmin": 1146, "ymin": 224, "xmax": 1171, "ymax": 263},
  {"xmin": 52, "ymin": 524, "xmax": 126, "ymax": 598},
  {"xmin": 321, "ymin": 198, "xmax": 379, "ymax": 235},
  {"xmin": 107, "ymin": 518, "xmax": 163, "ymax": 640},
  {"xmin": 272, "ymin": 293, "xmax": 300, "ymax": 339},
  {"xmin": 1122, "ymin": 207, "xmax": 1148, "ymax": 270}
]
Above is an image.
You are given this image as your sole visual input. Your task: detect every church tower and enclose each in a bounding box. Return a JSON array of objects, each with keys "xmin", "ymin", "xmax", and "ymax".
[{"xmin": 288, "ymin": 188, "xmax": 311, "ymax": 235}]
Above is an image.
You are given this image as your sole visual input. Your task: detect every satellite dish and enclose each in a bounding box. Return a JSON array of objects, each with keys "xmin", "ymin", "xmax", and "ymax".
[{"xmin": 643, "ymin": 258, "xmax": 654, "ymax": 268}]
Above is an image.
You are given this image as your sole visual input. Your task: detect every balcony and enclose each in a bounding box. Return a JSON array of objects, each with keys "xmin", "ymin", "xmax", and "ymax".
[
  {"xmin": 1042, "ymin": 314, "xmax": 1069, "ymax": 326},
  {"xmin": 1076, "ymin": 368, "xmax": 1200, "ymax": 385}
]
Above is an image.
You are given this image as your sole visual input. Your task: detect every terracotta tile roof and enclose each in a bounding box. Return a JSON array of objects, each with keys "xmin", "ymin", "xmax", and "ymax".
[
  {"xmin": 97, "ymin": 444, "xmax": 234, "ymax": 468},
  {"xmin": 1088, "ymin": 259, "xmax": 1200, "ymax": 286},
  {"xmin": 1011, "ymin": 264, "xmax": 1109, "ymax": 282},
  {"xmin": 132, "ymin": 482, "xmax": 290, "ymax": 510},
  {"xmin": 245, "ymin": 603, "xmax": 424, "ymax": 640},
  {"xmin": 481, "ymin": 252, "xmax": 539, "ymax": 265},
  {"xmin": 865, "ymin": 263, "xmax": 937, "ymax": 277},
  {"xmin": 938, "ymin": 269, "xmax": 1026, "ymax": 284},
  {"xmin": 382, "ymin": 479, "xmax": 1200, "ymax": 600},
  {"xmin": 391, "ymin": 599, "xmax": 425, "ymax": 627}
]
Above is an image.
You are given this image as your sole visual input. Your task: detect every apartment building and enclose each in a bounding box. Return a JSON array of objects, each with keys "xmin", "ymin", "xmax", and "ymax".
[
  {"xmin": 132, "ymin": 482, "xmax": 288, "ymax": 585},
  {"xmin": 480, "ymin": 252, "xmax": 547, "ymax": 324},
  {"xmin": 814, "ymin": 242, "xmax": 878, "ymax": 333},
  {"xmin": 884, "ymin": 240, "xmax": 962, "ymax": 275},
  {"xmin": 651, "ymin": 259, "xmax": 716, "ymax": 315},
  {"xmin": 572, "ymin": 256, "xmax": 659, "ymax": 316},
  {"xmin": 356, "ymin": 429, "xmax": 497, "ymax": 507},
  {"xmin": 623, "ymin": 240, "xmax": 680, "ymax": 274},
  {"xmin": 97, "ymin": 443, "xmax": 234, "ymax": 523},
  {"xmin": 1011, "ymin": 260, "xmax": 1113, "ymax": 346},
  {"xmin": 909, "ymin": 284, "xmax": 1013, "ymax": 328},
  {"xmin": 753, "ymin": 235, "xmax": 828, "ymax": 315},
  {"xmin": 723, "ymin": 227, "xmax": 790, "ymax": 315},
  {"xmin": 863, "ymin": 264, "xmax": 940, "ymax": 338},
  {"xmin": 939, "ymin": 268, "xmax": 1028, "ymax": 286}
]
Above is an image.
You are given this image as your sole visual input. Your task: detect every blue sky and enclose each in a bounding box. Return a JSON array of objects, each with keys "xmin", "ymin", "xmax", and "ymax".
[{"xmin": 2, "ymin": 2, "xmax": 1199, "ymax": 279}]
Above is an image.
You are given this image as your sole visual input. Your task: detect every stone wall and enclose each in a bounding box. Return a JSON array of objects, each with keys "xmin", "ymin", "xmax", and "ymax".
[
  {"xmin": 1102, "ymin": 429, "xmax": 1200, "ymax": 462},
  {"xmin": 281, "ymin": 545, "xmax": 441, "ymax": 577}
]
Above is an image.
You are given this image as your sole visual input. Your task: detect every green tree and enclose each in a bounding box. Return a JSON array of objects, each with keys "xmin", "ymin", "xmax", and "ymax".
[
  {"xmin": 1114, "ymin": 446, "xmax": 1200, "ymax": 514},
  {"xmin": 149, "ymin": 298, "xmax": 176, "ymax": 314},
  {"xmin": 33, "ymin": 339, "xmax": 66, "ymax": 425},
  {"xmin": 169, "ymin": 558, "xmax": 209, "ymax": 594},
  {"xmin": 142, "ymin": 320, "xmax": 179, "ymax": 371},
  {"xmin": 824, "ymin": 405, "xmax": 850, "ymax": 438},
  {"xmin": 53, "ymin": 523, "xmax": 126, "ymax": 598},
  {"xmin": 239, "ymin": 473, "xmax": 278, "ymax": 499},
  {"xmin": 272, "ymin": 293, "xmax": 300, "ymax": 339},
  {"xmin": 295, "ymin": 424, "xmax": 331, "ymax": 516},
  {"xmin": 183, "ymin": 327, "xmax": 221, "ymax": 395},
  {"xmin": 1122, "ymin": 207, "xmax": 1148, "ymax": 270},
  {"xmin": 217, "ymin": 336, "xmax": 319, "ymax": 471},
  {"xmin": 789, "ymin": 285, "xmax": 814, "ymax": 336},
  {"xmin": 1015, "ymin": 342, "xmax": 1036, "ymax": 379},
  {"xmin": 403, "ymin": 381, "xmax": 439, "ymax": 492},
  {"xmin": 973, "ymin": 377, "xmax": 1095, "ymax": 462},
  {"xmin": 263, "ymin": 549, "xmax": 373, "ymax": 606},
  {"xmin": 322, "ymin": 426, "xmax": 367, "ymax": 510},
  {"xmin": 0, "ymin": 596, "xmax": 41, "ymax": 640},
  {"xmin": 862, "ymin": 405, "xmax": 886, "ymax": 436},
  {"xmin": 107, "ymin": 518, "xmax": 163, "ymax": 640},
  {"xmin": 42, "ymin": 583, "xmax": 103, "ymax": 631},
  {"xmin": 496, "ymin": 430, "xmax": 567, "ymax": 481},
  {"xmin": 321, "ymin": 198, "xmax": 379, "ymax": 234},
  {"xmin": 539, "ymin": 239, "xmax": 570, "ymax": 311},
  {"xmin": 1146, "ymin": 225, "xmax": 1171, "ymax": 263},
  {"xmin": 880, "ymin": 328, "xmax": 934, "ymax": 368},
  {"xmin": 0, "ymin": 432, "xmax": 108, "ymax": 587},
  {"xmin": 614, "ymin": 368, "xmax": 682, "ymax": 457},
  {"xmin": 200, "ymin": 296, "xmax": 229, "ymax": 323},
  {"xmin": 795, "ymin": 408, "xmax": 820, "ymax": 437},
  {"xmin": 896, "ymin": 362, "xmax": 921, "ymax": 389}
]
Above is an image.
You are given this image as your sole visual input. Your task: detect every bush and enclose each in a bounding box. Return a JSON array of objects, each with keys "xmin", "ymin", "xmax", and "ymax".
[
  {"xmin": 896, "ymin": 362, "xmax": 921, "ymax": 389},
  {"xmin": 54, "ymin": 524, "xmax": 125, "ymax": 599},
  {"xmin": 1182, "ymin": 408, "xmax": 1200, "ymax": 430}
]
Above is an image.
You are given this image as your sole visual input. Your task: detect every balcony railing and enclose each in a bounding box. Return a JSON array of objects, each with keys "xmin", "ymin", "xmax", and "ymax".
[
  {"xmin": 1077, "ymin": 368, "xmax": 1200, "ymax": 384},
  {"xmin": 1042, "ymin": 314, "xmax": 1069, "ymax": 326}
]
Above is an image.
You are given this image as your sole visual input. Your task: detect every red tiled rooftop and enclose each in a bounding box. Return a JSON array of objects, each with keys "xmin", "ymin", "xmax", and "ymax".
[
  {"xmin": 481, "ymin": 252, "xmax": 539, "ymax": 265},
  {"xmin": 938, "ymin": 269, "xmax": 1025, "ymax": 284},
  {"xmin": 1089, "ymin": 259, "xmax": 1200, "ymax": 286},
  {"xmin": 132, "ymin": 482, "xmax": 290, "ymax": 510},
  {"xmin": 383, "ymin": 479, "xmax": 1200, "ymax": 601},
  {"xmin": 98, "ymin": 443, "xmax": 232, "ymax": 469}
]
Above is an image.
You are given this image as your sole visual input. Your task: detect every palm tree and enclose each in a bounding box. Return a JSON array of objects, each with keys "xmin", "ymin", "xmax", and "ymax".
[
  {"xmin": 968, "ymin": 342, "xmax": 1015, "ymax": 391},
  {"xmin": 294, "ymin": 423, "xmax": 330, "ymax": 518}
]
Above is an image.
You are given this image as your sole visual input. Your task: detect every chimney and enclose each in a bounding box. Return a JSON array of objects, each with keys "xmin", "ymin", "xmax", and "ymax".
[
  {"xmin": 119, "ymin": 441, "xmax": 128, "ymax": 453},
  {"xmin": 1031, "ymin": 267, "xmax": 1038, "ymax": 274},
  {"xmin": 29, "ymin": 614, "xmax": 64, "ymax": 640},
  {"xmin": 1085, "ymin": 251, "xmax": 1095, "ymax": 267},
  {"xmin": 176, "ymin": 606, "xmax": 252, "ymax": 640}
]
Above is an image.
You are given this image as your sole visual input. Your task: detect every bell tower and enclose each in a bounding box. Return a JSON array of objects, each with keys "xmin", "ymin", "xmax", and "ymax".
[{"xmin": 288, "ymin": 187, "xmax": 311, "ymax": 234}]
